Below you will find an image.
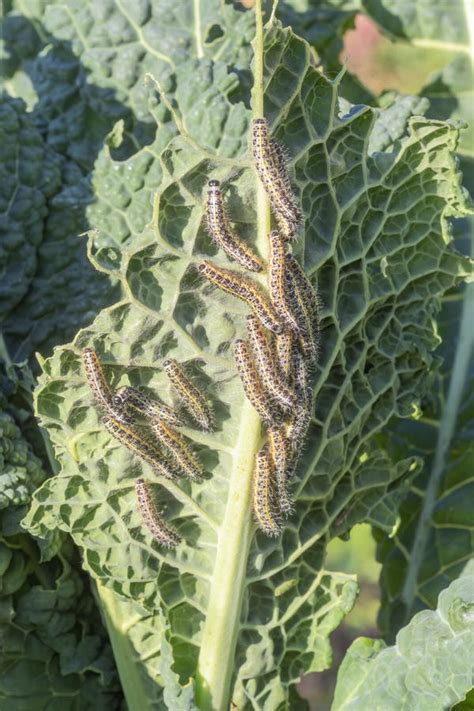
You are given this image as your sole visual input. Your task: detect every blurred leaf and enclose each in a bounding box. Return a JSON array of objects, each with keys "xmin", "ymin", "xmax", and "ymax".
[
  {"xmin": 332, "ymin": 571, "xmax": 474, "ymax": 711},
  {"xmin": 0, "ymin": 96, "xmax": 61, "ymax": 323},
  {"xmin": 360, "ymin": 0, "xmax": 469, "ymax": 47},
  {"xmin": 370, "ymin": 4, "xmax": 474, "ymax": 640},
  {"xmin": 22, "ymin": 10, "xmax": 472, "ymax": 706},
  {"xmin": 375, "ymin": 271, "xmax": 474, "ymax": 638}
]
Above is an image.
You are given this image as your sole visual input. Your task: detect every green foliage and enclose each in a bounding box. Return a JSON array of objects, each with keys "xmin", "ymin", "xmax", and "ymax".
[
  {"xmin": 20, "ymin": 8, "xmax": 471, "ymax": 706},
  {"xmin": 2, "ymin": 0, "xmax": 254, "ymax": 362},
  {"xmin": 0, "ymin": 361, "xmax": 122, "ymax": 709},
  {"xmin": 278, "ymin": 0, "xmax": 374, "ymax": 103},
  {"xmin": 374, "ymin": 273, "xmax": 474, "ymax": 639},
  {"xmin": 1, "ymin": 1, "xmax": 473, "ymax": 708},
  {"xmin": 0, "ymin": 96, "xmax": 61, "ymax": 324},
  {"xmin": 361, "ymin": 0, "xmax": 469, "ymax": 45},
  {"xmin": 332, "ymin": 569, "xmax": 474, "ymax": 711}
]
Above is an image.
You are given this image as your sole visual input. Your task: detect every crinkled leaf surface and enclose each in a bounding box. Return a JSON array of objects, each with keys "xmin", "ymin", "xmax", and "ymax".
[
  {"xmin": 367, "ymin": 94, "xmax": 430, "ymax": 154},
  {"xmin": 2, "ymin": 0, "xmax": 254, "ymax": 362},
  {"xmin": 24, "ymin": 15, "xmax": 471, "ymax": 710},
  {"xmin": 277, "ymin": 0, "xmax": 375, "ymax": 104},
  {"xmin": 332, "ymin": 571, "xmax": 474, "ymax": 711},
  {"xmin": 0, "ymin": 95, "xmax": 61, "ymax": 323},
  {"xmin": 354, "ymin": 0, "xmax": 474, "ymax": 642},
  {"xmin": 0, "ymin": 361, "xmax": 121, "ymax": 710}
]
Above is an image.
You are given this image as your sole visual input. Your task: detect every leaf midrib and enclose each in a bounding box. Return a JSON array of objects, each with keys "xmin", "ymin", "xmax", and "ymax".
[{"xmin": 194, "ymin": 4, "xmax": 268, "ymax": 710}]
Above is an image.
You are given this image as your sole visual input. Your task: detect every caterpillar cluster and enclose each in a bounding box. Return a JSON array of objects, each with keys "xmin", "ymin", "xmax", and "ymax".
[
  {"xmin": 200, "ymin": 118, "xmax": 320, "ymax": 537},
  {"xmin": 82, "ymin": 348, "xmax": 213, "ymax": 547}
]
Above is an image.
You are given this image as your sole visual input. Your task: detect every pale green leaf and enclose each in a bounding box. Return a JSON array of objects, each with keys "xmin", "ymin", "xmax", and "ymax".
[
  {"xmin": 2, "ymin": 0, "xmax": 254, "ymax": 361},
  {"xmin": 332, "ymin": 572, "xmax": 474, "ymax": 711}
]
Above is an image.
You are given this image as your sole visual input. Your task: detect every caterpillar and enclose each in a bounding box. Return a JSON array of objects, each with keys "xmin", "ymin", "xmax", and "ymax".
[
  {"xmin": 135, "ymin": 478, "xmax": 181, "ymax": 548},
  {"xmin": 198, "ymin": 260, "xmax": 284, "ymax": 335},
  {"xmin": 152, "ymin": 420, "xmax": 203, "ymax": 482},
  {"xmin": 246, "ymin": 314, "xmax": 295, "ymax": 411},
  {"xmin": 286, "ymin": 350, "xmax": 313, "ymax": 475},
  {"xmin": 82, "ymin": 347, "xmax": 131, "ymax": 424},
  {"xmin": 206, "ymin": 180, "xmax": 264, "ymax": 272},
  {"xmin": 252, "ymin": 118, "xmax": 301, "ymax": 240},
  {"xmin": 163, "ymin": 358, "xmax": 213, "ymax": 431},
  {"xmin": 253, "ymin": 445, "xmax": 281, "ymax": 537},
  {"xmin": 102, "ymin": 415, "xmax": 176, "ymax": 480},
  {"xmin": 269, "ymin": 139, "xmax": 302, "ymax": 240},
  {"xmin": 112, "ymin": 386, "xmax": 182, "ymax": 428},
  {"xmin": 285, "ymin": 268, "xmax": 319, "ymax": 365},
  {"xmin": 233, "ymin": 340, "xmax": 276, "ymax": 425},
  {"xmin": 286, "ymin": 254, "xmax": 321, "ymax": 334},
  {"xmin": 275, "ymin": 331, "xmax": 294, "ymax": 380},
  {"xmin": 267, "ymin": 425, "xmax": 293, "ymax": 517},
  {"xmin": 268, "ymin": 230, "xmax": 299, "ymax": 332}
]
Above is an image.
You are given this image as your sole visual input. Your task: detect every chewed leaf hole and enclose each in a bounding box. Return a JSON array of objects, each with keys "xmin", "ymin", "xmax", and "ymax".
[{"xmin": 205, "ymin": 23, "xmax": 224, "ymax": 44}]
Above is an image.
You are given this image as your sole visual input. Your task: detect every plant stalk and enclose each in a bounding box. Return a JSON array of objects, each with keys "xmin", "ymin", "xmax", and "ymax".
[
  {"xmin": 94, "ymin": 578, "xmax": 153, "ymax": 711},
  {"xmin": 194, "ymin": 2, "xmax": 269, "ymax": 709}
]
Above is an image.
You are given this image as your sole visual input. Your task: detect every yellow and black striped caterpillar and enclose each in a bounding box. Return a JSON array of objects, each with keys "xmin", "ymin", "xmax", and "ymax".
[
  {"xmin": 206, "ymin": 180, "xmax": 264, "ymax": 272},
  {"xmin": 252, "ymin": 118, "xmax": 302, "ymax": 240},
  {"xmin": 199, "ymin": 260, "xmax": 284, "ymax": 335},
  {"xmin": 163, "ymin": 358, "xmax": 214, "ymax": 432},
  {"xmin": 135, "ymin": 478, "xmax": 181, "ymax": 548}
]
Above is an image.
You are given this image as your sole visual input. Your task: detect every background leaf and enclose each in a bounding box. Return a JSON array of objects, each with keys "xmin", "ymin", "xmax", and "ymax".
[
  {"xmin": 0, "ymin": 359, "xmax": 122, "ymax": 710},
  {"xmin": 374, "ymin": 268, "xmax": 474, "ymax": 639},
  {"xmin": 332, "ymin": 570, "xmax": 474, "ymax": 711},
  {"xmin": 1, "ymin": 0, "xmax": 254, "ymax": 362}
]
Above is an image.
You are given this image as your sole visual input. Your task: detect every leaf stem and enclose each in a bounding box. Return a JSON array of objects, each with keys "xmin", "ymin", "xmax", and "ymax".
[
  {"xmin": 193, "ymin": 0, "xmax": 204, "ymax": 59},
  {"xmin": 251, "ymin": 0, "xmax": 271, "ymax": 260},
  {"xmin": 195, "ymin": 405, "xmax": 261, "ymax": 710},
  {"xmin": 194, "ymin": 4, "xmax": 268, "ymax": 709},
  {"xmin": 94, "ymin": 579, "xmax": 154, "ymax": 711},
  {"xmin": 251, "ymin": 0, "xmax": 264, "ymax": 117}
]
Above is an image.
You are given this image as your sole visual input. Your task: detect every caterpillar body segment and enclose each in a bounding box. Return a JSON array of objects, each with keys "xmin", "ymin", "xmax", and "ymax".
[
  {"xmin": 198, "ymin": 260, "xmax": 284, "ymax": 335},
  {"xmin": 269, "ymin": 139, "xmax": 301, "ymax": 240},
  {"xmin": 135, "ymin": 478, "xmax": 181, "ymax": 548},
  {"xmin": 112, "ymin": 386, "xmax": 182, "ymax": 427},
  {"xmin": 163, "ymin": 358, "xmax": 213, "ymax": 431},
  {"xmin": 285, "ymin": 351, "xmax": 313, "ymax": 476},
  {"xmin": 102, "ymin": 415, "xmax": 176, "ymax": 480},
  {"xmin": 269, "ymin": 138, "xmax": 300, "ymax": 210},
  {"xmin": 246, "ymin": 315, "xmax": 295, "ymax": 411},
  {"xmin": 253, "ymin": 446, "xmax": 281, "ymax": 537},
  {"xmin": 252, "ymin": 118, "xmax": 301, "ymax": 240},
  {"xmin": 233, "ymin": 339, "xmax": 276, "ymax": 425},
  {"xmin": 286, "ymin": 254, "xmax": 321, "ymax": 334},
  {"xmin": 267, "ymin": 425, "xmax": 293, "ymax": 517},
  {"xmin": 82, "ymin": 347, "xmax": 131, "ymax": 424},
  {"xmin": 285, "ymin": 268, "xmax": 319, "ymax": 366},
  {"xmin": 275, "ymin": 331, "xmax": 294, "ymax": 380},
  {"xmin": 206, "ymin": 180, "xmax": 263, "ymax": 272},
  {"xmin": 268, "ymin": 230, "xmax": 299, "ymax": 332},
  {"xmin": 152, "ymin": 420, "xmax": 203, "ymax": 482}
]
